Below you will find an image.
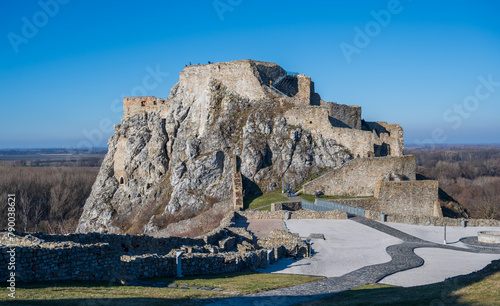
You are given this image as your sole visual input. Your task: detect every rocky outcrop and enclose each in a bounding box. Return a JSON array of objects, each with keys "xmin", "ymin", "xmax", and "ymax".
[{"xmin": 77, "ymin": 60, "xmax": 379, "ymax": 235}]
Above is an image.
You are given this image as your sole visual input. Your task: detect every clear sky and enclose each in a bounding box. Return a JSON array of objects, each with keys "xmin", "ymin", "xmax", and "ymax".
[{"xmin": 1, "ymin": 0, "xmax": 499, "ymax": 148}]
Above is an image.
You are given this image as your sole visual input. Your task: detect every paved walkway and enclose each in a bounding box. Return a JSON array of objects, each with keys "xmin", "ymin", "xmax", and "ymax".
[{"xmin": 209, "ymin": 216, "xmax": 500, "ymax": 305}]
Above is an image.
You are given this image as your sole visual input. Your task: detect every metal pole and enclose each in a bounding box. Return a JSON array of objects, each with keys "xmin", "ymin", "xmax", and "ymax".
[
  {"xmin": 267, "ymin": 249, "xmax": 273, "ymax": 266},
  {"xmin": 443, "ymin": 223, "xmax": 447, "ymax": 245},
  {"xmin": 176, "ymin": 251, "xmax": 185, "ymax": 277}
]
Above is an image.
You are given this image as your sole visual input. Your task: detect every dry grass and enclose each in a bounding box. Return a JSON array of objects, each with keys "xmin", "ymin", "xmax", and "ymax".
[{"xmin": 0, "ymin": 272, "xmax": 323, "ymax": 305}]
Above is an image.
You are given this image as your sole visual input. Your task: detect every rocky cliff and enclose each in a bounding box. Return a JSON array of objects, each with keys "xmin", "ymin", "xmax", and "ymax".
[{"xmin": 76, "ymin": 59, "xmax": 391, "ymax": 236}]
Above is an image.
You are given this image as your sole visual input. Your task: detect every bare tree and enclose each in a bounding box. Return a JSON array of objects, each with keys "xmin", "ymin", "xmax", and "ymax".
[
  {"xmin": 19, "ymin": 191, "xmax": 32, "ymax": 232},
  {"xmin": 33, "ymin": 198, "xmax": 44, "ymax": 232}
]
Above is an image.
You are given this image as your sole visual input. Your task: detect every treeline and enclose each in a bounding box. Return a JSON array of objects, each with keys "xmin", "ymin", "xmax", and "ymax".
[
  {"xmin": 406, "ymin": 146, "xmax": 500, "ymax": 219},
  {"xmin": 0, "ymin": 164, "xmax": 98, "ymax": 234}
]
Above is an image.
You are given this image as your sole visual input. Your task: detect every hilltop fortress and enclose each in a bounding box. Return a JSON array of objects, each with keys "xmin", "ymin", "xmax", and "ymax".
[{"xmin": 78, "ymin": 59, "xmax": 462, "ymax": 236}]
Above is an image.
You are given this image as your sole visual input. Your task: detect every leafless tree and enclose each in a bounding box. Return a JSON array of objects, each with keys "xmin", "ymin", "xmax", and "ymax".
[
  {"xmin": 33, "ymin": 198, "xmax": 44, "ymax": 232},
  {"xmin": 19, "ymin": 191, "xmax": 32, "ymax": 232}
]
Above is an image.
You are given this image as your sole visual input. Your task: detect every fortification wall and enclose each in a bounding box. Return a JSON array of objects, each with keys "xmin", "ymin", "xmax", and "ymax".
[
  {"xmin": 179, "ymin": 59, "xmax": 270, "ymax": 102},
  {"xmin": 296, "ymin": 74, "xmax": 312, "ymax": 105},
  {"xmin": 123, "ymin": 96, "xmax": 167, "ymax": 118},
  {"xmin": 375, "ymin": 180, "xmax": 441, "ymax": 218},
  {"xmin": 303, "ymin": 156, "xmax": 416, "ymax": 197},
  {"xmin": 114, "ymin": 137, "xmax": 127, "ymax": 184},
  {"xmin": 322, "ymin": 101, "xmax": 362, "ymax": 129},
  {"xmin": 284, "ymin": 107, "xmax": 403, "ymax": 157}
]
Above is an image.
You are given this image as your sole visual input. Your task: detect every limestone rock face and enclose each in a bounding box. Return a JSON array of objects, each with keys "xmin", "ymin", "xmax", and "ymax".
[{"xmin": 76, "ymin": 60, "xmax": 358, "ymax": 235}]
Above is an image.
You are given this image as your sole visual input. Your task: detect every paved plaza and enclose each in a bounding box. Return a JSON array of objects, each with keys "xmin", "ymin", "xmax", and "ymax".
[{"xmin": 213, "ymin": 217, "xmax": 500, "ymax": 305}]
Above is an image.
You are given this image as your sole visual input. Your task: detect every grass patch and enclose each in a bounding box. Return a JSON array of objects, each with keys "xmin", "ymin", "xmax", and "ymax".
[
  {"xmin": 0, "ymin": 272, "xmax": 322, "ymax": 305},
  {"xmin": 0, "ymin": 281, "xmax": 224, "ymax": 305},
  {"xmin": 150, "ymin": 271, "xmax": 322, "ymax": 295},
  {"xmin": 244, "ymin": 189, "xmax": 288, "ymax": 210},
  {"xmin": 298, "ymin": 194, "xmax": 374, "ymax": 203},
  {"xmin": 299, "ymin": 270, "xmax": 500, "ymax": 305}
]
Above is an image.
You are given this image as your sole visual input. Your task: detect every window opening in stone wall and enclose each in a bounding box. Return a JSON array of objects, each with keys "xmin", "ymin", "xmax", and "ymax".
[
  {"xmin": 120, "ymin": 177, "xmax": 124, "ymax": 184},
  {"xmin": 141, "ymin": 101, "xmax": 146, "ymax": 106}
]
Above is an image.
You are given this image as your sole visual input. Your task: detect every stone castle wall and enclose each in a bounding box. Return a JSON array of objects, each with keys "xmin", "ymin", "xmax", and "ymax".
[
  {"xmin": 123, "ymin": 96, "xmax": 167, "ymax": 117},
  {"xmin": 303, "ymin": 156, "xmax": 416, "ymax": 197},
  {"xmin": 375, "ymin": 180, "xmax": 441, "ymax": 218},
  {"xmin": 284, "ymin": 107, "xmax": 404, "ymax": 158},
  {"xmin": 322, "ymin": 101, "xmax": 362, "ymax": 129},
  {"xmin": 179, "ymin": 59, "xmax": 273, "ymax": 103},
  {"xmin": 296, "ymin": 74, "xmax": 312, "ymax": 105}
]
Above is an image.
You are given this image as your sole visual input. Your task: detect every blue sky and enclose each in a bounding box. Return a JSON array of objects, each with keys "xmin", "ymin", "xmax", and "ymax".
[{"xmin": 1, "ymin": 0, "xmax": 499, "ymax": 148}]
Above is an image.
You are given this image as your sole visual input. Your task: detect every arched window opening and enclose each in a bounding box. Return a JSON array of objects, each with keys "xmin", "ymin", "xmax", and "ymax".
[
  {"xmin": 141, "ymin": 101, "xmax": 146, "ymax": 107},
  {"xmin": 119, "ymin": 177, "xmax": 124, "ymax": 184}
]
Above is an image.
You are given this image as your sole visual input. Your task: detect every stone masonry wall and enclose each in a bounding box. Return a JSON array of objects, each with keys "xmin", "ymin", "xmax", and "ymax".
[
  {"xmin": 365, "ymin": 210, "xmax": 500, "ymax": 227},
  {"xmin": 238, "ymin": 210, "xmax": 347, "ymax": 220},
  {"xmin": 123, "ymin": 96, "xmax": 167, "ymax": 118},
  {"xmin": 232, "ymin": 157, "xmax": 244, "ymax": 211},
  {"xmin": 0, "ymin": 210, "xmax": 310, "ymax": 283},
  {"xmin": 321, "ymin": 101, "xmax": 362, "ymax": 129},
  {"xmin": 284, "ymin": 107, "xmax": 404, "ymax": 157},
  {"xmin": 375, "ymin": 180, "xmax": 441, "ymax": 218},
  {"xmin": 296, "ymin": 74, "xmax": 312, "ymax": 105},
  {"xmin": 303, "ymin": 156, "xmax": 416, "ymax": 197},
  {"xmin": 271, "ymin": 201, "xmax": 302, "ymax": 211}
]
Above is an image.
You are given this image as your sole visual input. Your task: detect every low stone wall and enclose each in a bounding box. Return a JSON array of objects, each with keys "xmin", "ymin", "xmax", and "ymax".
[
  {"xmin": 238, "ymin": 210, "xmax": 347, "ymax": 220},
  {"xmin": 258, "ymin": 230, "xmax": 308, "ymax": 261},
  {"xmin": 0, "ymin": 211, "xmax": 308, "ymax": 283},
  {"xmin": 365, "ymin": 210, "xmax": 500, "ymax": 227},
  {"xmin": 271, "ymin": 201, "xmax": 302, "ymax": 211}
]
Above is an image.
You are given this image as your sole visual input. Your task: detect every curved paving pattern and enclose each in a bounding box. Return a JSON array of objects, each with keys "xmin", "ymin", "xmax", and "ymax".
[{"xmin": 208, "ymin": 217, "xmax": 500, "ymax": 305}]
